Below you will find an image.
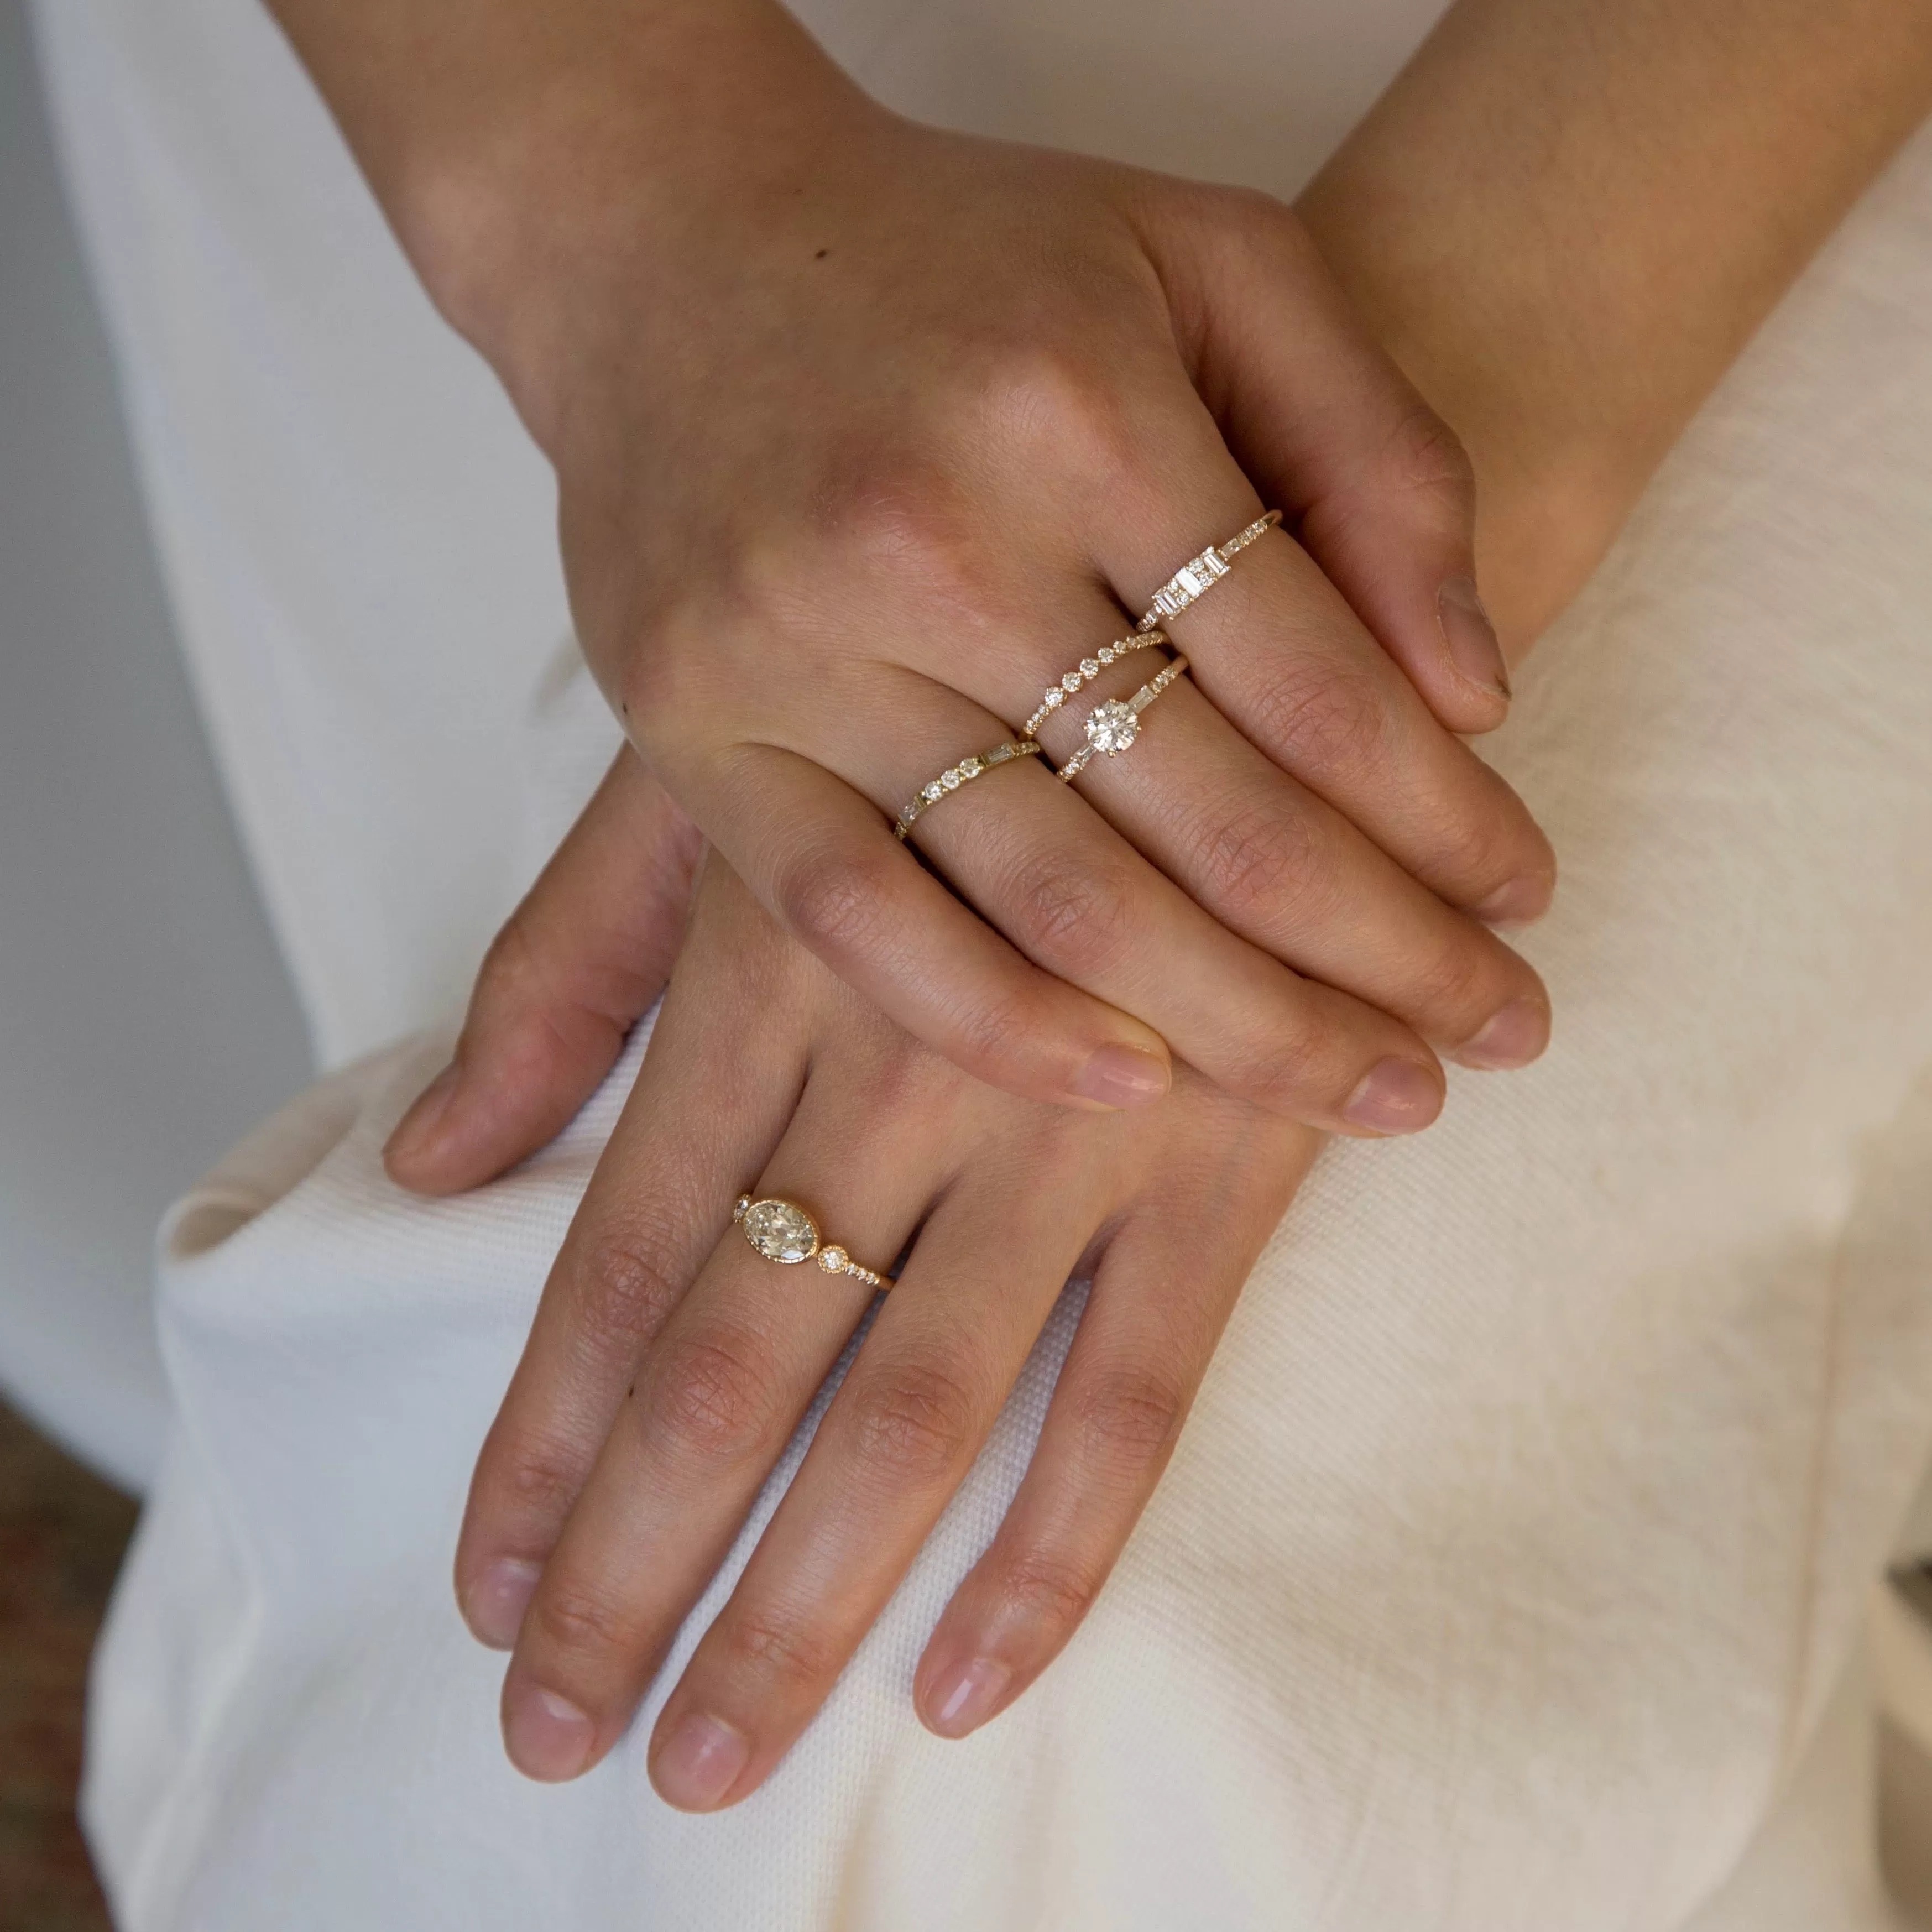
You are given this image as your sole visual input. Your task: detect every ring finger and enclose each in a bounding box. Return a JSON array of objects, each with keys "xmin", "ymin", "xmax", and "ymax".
[
  {"xmin": 644, "ymin": 1142, "xmax": 1109, "ymax": 1809},
  {"xmin": 497, "ymin": 1051, "xmax": 962, "ymax": 1782}
]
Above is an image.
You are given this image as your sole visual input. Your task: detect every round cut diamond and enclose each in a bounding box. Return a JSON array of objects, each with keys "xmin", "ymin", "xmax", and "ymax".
[
  {"xmin": 923, "ymin": 781, "xmax": 943, "ymax": 802},
  {"xmin": 817, "ymin": 1245, "xmax": 849, "ymax": 1274},
  {"xmin": 1062, "ymin": 673, "xmax": 1082, "ymax": 692},
  {"xmin": 1043, "ymin": 689, "xmax": 1063, "ymax": 708},
  {"xmin": 1079, "ymin": 658, "xmax": 1100, "ymax": 678},
  {"xmin": 958, "ymin": 756, "xmax": 983, "ymax": 778},
  {"xmin": 1085, "ymin": 698, "xmax": 1139, "ymax": 755},
  {"xmin": 742, "ymin": 1199, "xmax": 818, "ymax": 1264}
]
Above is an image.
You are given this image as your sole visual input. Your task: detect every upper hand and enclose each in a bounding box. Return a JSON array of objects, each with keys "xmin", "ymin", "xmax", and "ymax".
[{"xmin": 464, "ymin": 61, "xmax": 1553, "ymax": 1133}]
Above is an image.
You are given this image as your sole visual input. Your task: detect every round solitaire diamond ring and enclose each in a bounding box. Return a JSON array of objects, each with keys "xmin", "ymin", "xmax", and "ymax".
[
  {"xmin": 1056, "ymin": 655, "xmax": 1190, "ymax": 784},
  {"xmin": 733, "ymin": 1194, "xmax": 887, "ymax": 1289}
]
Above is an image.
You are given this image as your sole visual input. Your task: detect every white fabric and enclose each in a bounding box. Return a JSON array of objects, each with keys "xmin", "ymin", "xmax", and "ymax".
[{"xmin": 26, "ymin": 0, "xmax": 1932, "ymax": 1923}]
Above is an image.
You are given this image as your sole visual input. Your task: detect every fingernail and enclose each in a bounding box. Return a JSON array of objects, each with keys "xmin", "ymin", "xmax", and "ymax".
[
  {"xmin": 1340, "ymin": 1057, "xmax": 1444, "ymax": 1136},
  {"xmin": 1438, "ymin": 577, "xmax": 1510, "ymax": 701},
  {"xmin": 1070, "ymin": 1043, "xmax": 1171, "ymax": 1109},
  {"xmin": 652, "ymin": 1712, "xmax": 751, "ymax": 1811},
  {"xmin": 385, "ymin": 1061, "xmax": 461, "ymax": 1169},
  {"xmin": 1453, "ymin": 994, "xmax": 1551, "ymax": 1071},
  {"xmin": 923, "ymin": 1658, "xmax": 1012, "ymax": 1740},
  {"xmin": 503, "ymin": 1684, "xmax": 597, "ymax": 1783},
  {"xmin": 464, "ymin": 1557, "xmax": 541, "ymax": 1650},
  {"xmin": 1473, "ymin": 872, "xmax": 1554, "ymax": 929}
]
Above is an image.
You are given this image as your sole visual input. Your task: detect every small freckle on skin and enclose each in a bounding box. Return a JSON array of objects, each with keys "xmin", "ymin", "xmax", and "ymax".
[{"xmin": 815, "ymin": 248, "xmax": 830, "ymax": 261}]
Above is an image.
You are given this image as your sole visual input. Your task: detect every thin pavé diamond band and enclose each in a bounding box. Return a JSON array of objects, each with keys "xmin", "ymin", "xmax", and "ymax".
[
  {"xmin": 892, "ymin": 739, "xmax": 1044, "ymax": 841},
  {"xmin": 1021, "ymin": 627, "xmax": 1168, "ymax": 738}
]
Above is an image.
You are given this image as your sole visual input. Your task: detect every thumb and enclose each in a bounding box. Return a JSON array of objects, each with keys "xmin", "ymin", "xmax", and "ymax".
[
  {"xmin": 1154, "ymin": 190, "xmax": 1511, "ymax": 735},
  {"xmin": 384, "ymin": 749, "xmax": 704, "ymax": 1195}
]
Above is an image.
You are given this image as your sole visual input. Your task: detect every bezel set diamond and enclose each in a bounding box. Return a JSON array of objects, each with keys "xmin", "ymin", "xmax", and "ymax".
[{"xmin": 733, "ymin": 1194, "xmax": 885, "ymax": 1288}]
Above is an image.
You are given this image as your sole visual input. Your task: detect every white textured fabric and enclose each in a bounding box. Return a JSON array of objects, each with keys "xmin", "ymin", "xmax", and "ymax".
[{"xmin": 30, "ymin": 0, "xmax": 1932, "ymax": 1923}]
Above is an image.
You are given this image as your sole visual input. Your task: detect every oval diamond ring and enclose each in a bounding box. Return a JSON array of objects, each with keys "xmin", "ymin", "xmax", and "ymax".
[{"xmin": 733, "ymin": 1194, "xmax": 888, "ymax": 1289}]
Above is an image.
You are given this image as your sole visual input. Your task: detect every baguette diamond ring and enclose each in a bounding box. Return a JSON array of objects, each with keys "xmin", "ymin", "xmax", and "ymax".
[{"xmin": 1136, "ymin": 510, "xmax": 1281, "ymax": 631}]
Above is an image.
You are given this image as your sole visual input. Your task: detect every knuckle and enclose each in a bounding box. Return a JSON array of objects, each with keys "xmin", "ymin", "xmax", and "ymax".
[
  {"xmin": 571, "ymin": 1224, "xmax": 687, "ymax": 1356},
  {"xmin": 1069, "ymin": 1366, "xmax": 1189, "ymax": 1466},
  {"xmin": 648, "ymin": 1327, "xmax": 786, "ymax": 1464},
  {"xmin": 1383, "ymin": 403, "xmax": 1476, "ymax": 512},
  {"xmin": 473, "ymin": 911, "xmax": 542, "ymax": 1012},
  {"xmin": 530, "ymin": 1575, "xmax": 634, "ymax": 1661},
  {"xmin": 842, "ymin": 1355, "xmax": 981, "ymax": 1486},
  {"xmin": 807, "ymin": 458, "xmax": 981, "ymax": 609},
  {"xmin": 488, "ymin": 1430, "xmax": 585, "ymax": 1520},
  {"xmin": 998, "ymin": 1551, "xmax": 1103, "ymax": 1633},
  {"xmin": 1236, "ymin": 1020, "xmax": 1340, "ymax": 1120},
  {"xmin": 945, "ymin": 983, "xmax": 1056, "ymax": 1089},
  {"xmin": 1190, "ymin": 793, "xmax": 1327, "ymax": 929},
  {"xmin": 1249, "ymin": 665, "xmax": 1388, "ymax": 777},
  {"xmin": 1407, "ymin": 931, "xmax": 1500, "ymax": 1025},
  {"xmin": 1001, "ymin": 844, "xmax": 1139, "ymax": 981},
  {"xmin": 774, "ymin": 839, "xmax": 897, "ymax": 971},
  {"xmin": 975, "ymin": 340, "xmax": 1137, "ymax": 480},
  {"xmin": 714, "ymin": 1604, "xmax": 841, "ymax": 1693}
]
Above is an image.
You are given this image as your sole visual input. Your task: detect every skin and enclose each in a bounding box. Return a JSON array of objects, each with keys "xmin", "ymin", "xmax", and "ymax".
[
  {"xmin": 287, "ymin": 0, "xmax": 1932, "ymax": 1813},
  {"xmin": 266, "ymin": 0, "xmax": 1562, "ymax": 1134}
]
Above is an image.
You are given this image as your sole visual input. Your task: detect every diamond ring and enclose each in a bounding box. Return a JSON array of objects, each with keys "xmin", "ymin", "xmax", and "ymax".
[
  {"xmin": 1136, "ymin": 510, "xmax": 1281, "ymax": 632},
  {"xmin": 1055, "ymin": 655, "xmax": 1190, "ymax": 783},
  {"xmin": 1021, "ymin": 628, "xmax": 1168, "ymax": 739},
  {"xmin": 893, "ymin": 738, "xmax": 1043, "ymax": 842},
  {"xmin": 733, "ymin": 1194, "xmax": 888, "ymax": 1289}
]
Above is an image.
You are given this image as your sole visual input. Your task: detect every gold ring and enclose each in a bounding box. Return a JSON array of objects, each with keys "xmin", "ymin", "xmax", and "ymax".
[
  {"xmin": 1136, "ymin": 510, "xmax": 1282, "ymax": 631},
  {"xmin": 1021, "ymin": 628, "xmax": 1168, "ymax": 739},
  {"xmin": 1056, "ymin": 655, "xmax": 1189, "ymax": 782},
  {"xmin": 734, "ymin": 1194, "xmax": 887, "ymax": 1288},
  {"xmin": 894, "ymin": 739, "xmax": 1043, "ymax": 841}
]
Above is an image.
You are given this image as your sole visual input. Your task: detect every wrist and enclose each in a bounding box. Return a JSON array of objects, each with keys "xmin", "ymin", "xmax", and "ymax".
[{"xmin": 312, "ymin": 0, "xmax": 874, "ymax": 445}]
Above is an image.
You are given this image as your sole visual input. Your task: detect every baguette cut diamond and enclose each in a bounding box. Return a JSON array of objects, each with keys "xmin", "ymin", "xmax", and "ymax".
[{"xmin": 742, "ymin": 1199, "xmax": 819, "ymax": 1264}]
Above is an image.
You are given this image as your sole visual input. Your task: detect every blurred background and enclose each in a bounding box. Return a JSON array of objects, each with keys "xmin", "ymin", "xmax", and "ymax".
[{"xmin": 1, "ymin": 0, "xmax": 309, "ymax": 1920}]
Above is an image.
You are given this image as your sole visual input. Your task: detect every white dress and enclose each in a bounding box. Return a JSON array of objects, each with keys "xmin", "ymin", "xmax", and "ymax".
[{"xmin": 24, "ymin": 0, "xmax": 1932, "ymax": 1925}]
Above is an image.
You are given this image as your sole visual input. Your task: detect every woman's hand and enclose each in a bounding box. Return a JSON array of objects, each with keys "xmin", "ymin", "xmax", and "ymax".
[
  {"xmin": 279, "ymin": 0, "xmax": 1555, "ymax": 1135},
  {"xmin": 430, "ymin": 843, "xmax": 1320, "ymax": 1808}
]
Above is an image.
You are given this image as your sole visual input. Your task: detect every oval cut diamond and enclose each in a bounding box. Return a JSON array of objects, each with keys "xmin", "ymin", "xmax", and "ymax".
[
  {"xmin": 742, "ymin": 1199, "xmax": 819, "ymax": 1264},
  {"xmin": 1085, "ymin": 698, "xmax": 1139, "ymax": 755}
]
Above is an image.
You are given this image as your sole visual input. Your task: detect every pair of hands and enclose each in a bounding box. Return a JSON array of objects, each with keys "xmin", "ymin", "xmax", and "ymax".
[{"xmin": 382, "ymin": 85, "xmax": 1551, "ymax": 1811}]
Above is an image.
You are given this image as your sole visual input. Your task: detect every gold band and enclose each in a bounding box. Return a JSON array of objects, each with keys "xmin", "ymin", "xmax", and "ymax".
[
  {"xmin": 893, "ymin": 739, "xmax": 1043, "ymax": 841},
  {"xmin": 1136, "ymin": 510, "xmax": 1282, "ymax": 632},
  {"xmin": 1020, "ymin": 628, "xmax": 1168, "ymax": 739},
  {"xmin": 734, "ymin": 1194, "xmax": 888, "ymax": 1289},
  {"xmin": 1056, "ymin": 655, "xmax": 1190, "ymax": 782}
]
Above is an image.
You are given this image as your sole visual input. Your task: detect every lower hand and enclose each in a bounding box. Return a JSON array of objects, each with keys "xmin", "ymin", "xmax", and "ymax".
[{"xmin": 413, "ymin": 845, "xmax": 1319, "ymax": 1808}]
